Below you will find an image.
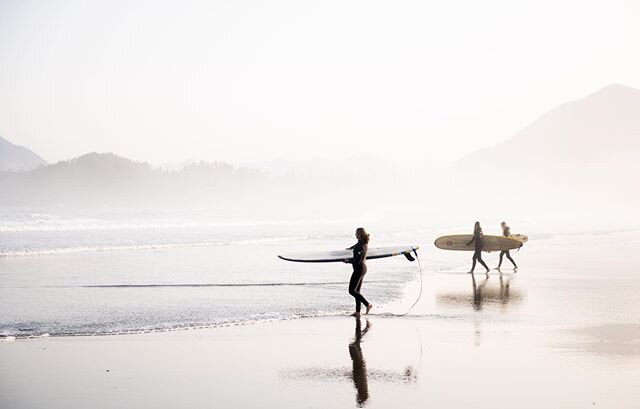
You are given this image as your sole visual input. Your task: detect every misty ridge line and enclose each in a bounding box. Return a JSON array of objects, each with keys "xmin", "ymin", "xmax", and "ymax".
[
  {"xmin": 1, "ymin": 83, "xmax": 639, "ymax": 215},
  {"xmin": 1, "ymin": 149, "xmax": 416, "ymax": 180},
  {"xmin": 3, "ymin": 83, "xmax": 639, "ymax": 173}
]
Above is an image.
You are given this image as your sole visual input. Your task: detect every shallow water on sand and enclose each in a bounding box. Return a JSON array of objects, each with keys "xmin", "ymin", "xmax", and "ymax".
[
  {"xmin": 2, "ymin": 210, "xmax": 640, "ymax": 341},
  {"xmin": 1, "ymin": 213, "xmax": 431, "ymax": 337}
]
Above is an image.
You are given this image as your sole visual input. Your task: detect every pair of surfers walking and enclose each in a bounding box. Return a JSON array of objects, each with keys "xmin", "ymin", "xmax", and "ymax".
[
  {"xmin": 467, "ymin": 221, "xmax": 518, "ymax": 274},
  {"xmin": 345, "ymin": 223, "xmax": 518, "ymax": 316}
]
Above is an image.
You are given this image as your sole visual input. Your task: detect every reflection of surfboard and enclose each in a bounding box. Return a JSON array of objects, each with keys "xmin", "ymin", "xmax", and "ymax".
[
  {"xmin": 278, "ymin": 246, "xmax": 419, "ymax": 263},
  {"xmin": 434, "ymin": 235, "xmax": 522, "ymax": 252}
]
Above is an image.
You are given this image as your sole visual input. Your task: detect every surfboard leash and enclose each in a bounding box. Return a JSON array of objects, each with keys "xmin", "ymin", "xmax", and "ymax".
[{"xmin": 390, "ymin": 248, "xmax": 423, "ymax": 317}]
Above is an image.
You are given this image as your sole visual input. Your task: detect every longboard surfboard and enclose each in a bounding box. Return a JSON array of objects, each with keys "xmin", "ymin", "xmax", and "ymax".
[
  {"xmin": 511, "ymin": 234, "xmax": 528, "ymax": 244},
  {"xmin": 434, "ymin": 235, "xmax": 523, "ymax": 252},
  {"xmin": 278, "ymin": 245, "xmax": 420, "ymax": 263}
]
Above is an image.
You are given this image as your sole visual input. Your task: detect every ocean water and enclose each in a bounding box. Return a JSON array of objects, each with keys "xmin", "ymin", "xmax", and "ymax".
[
  {"xmin": 4, "ymin": 209, "xmax": 639, "ymax": 340},
  {"xmin": 0, "ymin": 210, "xmax": 431, "ymax": 338}
]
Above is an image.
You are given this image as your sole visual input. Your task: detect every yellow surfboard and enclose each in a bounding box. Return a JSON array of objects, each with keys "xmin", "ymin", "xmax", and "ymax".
[
  {"xmin": 511, "ymin": 234, "xmax": 528, "ymax": 244},
  {"xmin": 434, "ymin": 235, "xmax": 523, "ymax": 252}
]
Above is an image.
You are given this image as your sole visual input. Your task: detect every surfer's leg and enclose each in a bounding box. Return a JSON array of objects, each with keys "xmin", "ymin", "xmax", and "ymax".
[
  {"xmin": 477, "ymin": 253, "xmax": 490, "ymax": 273},
  {"xmin": 355, "ymin": 278, "xmax": 363, "ymax": 297},
  {"xmin": 469, "ymin": 253, "xmax": 477, "ymax": 273},
  {"xmin": 349, "ymin": 271, "xmax": 368, "ymax": 313},
  {"xmin": 498, "ymin": 251, "xmax": 505, "ymax": 268},
  {"xmin": 354, "ymin": 276, "xmax": 363, "ymax": 312},
  {"xmin": 505, "ymin": 251, "xmax": 517, "ymax": 268},
  {"xmin": 356, "ymin": 276, "xmax": 371, "ymax": 313},
  {"xmin": 349, "ymin": 271, "xmax": 361, "ymax": 312},
  {"xmin": 356, "ymin": 268, "xmax": 372, "ymax": 314}
]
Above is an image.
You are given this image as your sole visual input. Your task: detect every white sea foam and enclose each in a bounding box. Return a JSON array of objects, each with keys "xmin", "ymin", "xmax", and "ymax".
[
  {"xmin": 2, "ymin": 311, "xmax": 352, "ymax": 339},
  {"xmin": 0, "ymin": 235, "xmax": 308, "ymax": 257},
  {"xmin": 0, "ymin": 336, "xmax": 17, "ymax": 342},
  {"xmin": 0, "ymin": 213, "xmax": 354, "ymax": 232}
]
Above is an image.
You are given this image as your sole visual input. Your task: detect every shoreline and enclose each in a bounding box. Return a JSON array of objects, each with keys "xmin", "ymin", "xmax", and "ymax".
[{"xmin": 2, "ymin": 315, "xmax": 639, "ymax": 409}]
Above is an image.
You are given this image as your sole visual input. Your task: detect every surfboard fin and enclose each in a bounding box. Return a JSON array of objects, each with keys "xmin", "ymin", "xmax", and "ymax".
[{"xmin": 404, "ymin": 252, "xmax": 416, "ymax": 262}]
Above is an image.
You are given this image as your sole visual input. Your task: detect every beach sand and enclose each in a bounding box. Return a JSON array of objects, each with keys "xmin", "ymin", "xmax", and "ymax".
[{"xmin": 2, "ymin": 231, "xmax": 640, "ymax": 408}]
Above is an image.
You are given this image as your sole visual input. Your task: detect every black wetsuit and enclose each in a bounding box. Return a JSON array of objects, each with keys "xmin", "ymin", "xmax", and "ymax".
[
  {"xmin": 468, "ymin": 228, "xmax": 489, "ymax": 272},
  {"xmin": 348, "ymin": 241, "xmax": 370, "ymax": 313},
  {"xmin": 498, "ymin": 226, "xmax": 517, "ymax": 268}
]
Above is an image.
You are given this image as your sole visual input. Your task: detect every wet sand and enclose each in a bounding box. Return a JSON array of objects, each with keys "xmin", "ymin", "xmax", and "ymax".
[{"xmin": 2, "ymin": 230, "xmax": 640, "ymax": 408}]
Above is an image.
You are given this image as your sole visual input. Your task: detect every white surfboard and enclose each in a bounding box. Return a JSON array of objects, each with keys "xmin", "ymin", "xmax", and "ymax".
[{"xmin": 278, "ymin": 245, "xmax": 420, "ymax": 263}]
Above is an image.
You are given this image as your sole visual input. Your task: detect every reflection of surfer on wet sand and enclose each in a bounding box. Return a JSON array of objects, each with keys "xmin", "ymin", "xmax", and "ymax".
[
  {"xmin": 279, "ymin": 318, "xmax": 418, "ymax": 403},
  {"xmin": 471, "ymin": 273, "xmax": 489, "ymax": 311},
  {"xmin": 349, "ymin": 317, "xmax": 371, "ymax": 407},
  {"xmin": 437, "ymin": 272, "xmax": 523, "ymax": 311},
  {"xmin": 497, "ymin": 273, "xmax": 513, "ymax": 305}
]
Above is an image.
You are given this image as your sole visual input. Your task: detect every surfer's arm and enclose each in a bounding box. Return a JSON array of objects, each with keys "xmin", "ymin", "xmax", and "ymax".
[{"xmin": 466, "ymin": 236, "xmax": 475, "ymax": 246}]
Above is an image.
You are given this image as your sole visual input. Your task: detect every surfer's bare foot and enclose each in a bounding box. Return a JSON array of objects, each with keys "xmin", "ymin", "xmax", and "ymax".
[
  {"xmin": 350, "ymin": 312, "xmax": 360, "ymax": 317},
  {"xmin": 485, "ymin": 268, "xmax": 490, "ymax": 274},
  {"xmin": 365, "ymin": 304, "xmax": 373, "ymax": 315},
  {"xmin": 467, "ymin": 270, "xmax": 474, "ymax": 274}
]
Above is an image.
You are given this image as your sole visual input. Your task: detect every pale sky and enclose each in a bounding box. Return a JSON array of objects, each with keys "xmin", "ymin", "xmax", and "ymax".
[{"xmin": 1, "ymin": 0, "xmax": 639, "ymax": 165}]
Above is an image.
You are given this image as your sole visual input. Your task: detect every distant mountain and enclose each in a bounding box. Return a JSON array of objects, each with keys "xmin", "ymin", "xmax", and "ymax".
[
  {"xmin": 459, "ymin": 84, "xmax": 640, "ymax": 170},
  {"xmin": 0, "ymin": 152, "xmax": 268, "ymax": 209},
  {"xmin": 0, "ymin": 151, "xmax": 419, "ymax": 216},
  {"xmin": 453, "ymin": 84, "xmax": 640, "ymax": 214},
  {"xmin": 0, "ymin": 136, "xmax": 47, "ymax": 171}
]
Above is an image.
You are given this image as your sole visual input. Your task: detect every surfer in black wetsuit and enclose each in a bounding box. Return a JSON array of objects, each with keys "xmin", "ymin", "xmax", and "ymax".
[
  {"xmin": 497, "ymin": 221, "xmax": 518, "ymax": 270},
  {"xmin": 345, "ymin": 227, "xmax": 373, "ymax": 316},
  {"xmin": 467, "ymin": 221, "xmax": 490, "ymax": 274}
]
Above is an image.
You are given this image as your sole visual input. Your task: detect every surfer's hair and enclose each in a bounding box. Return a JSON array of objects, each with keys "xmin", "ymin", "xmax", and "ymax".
[{"xmin": 356, "ymin": 227, "xmax": 370, "ymax": 243}]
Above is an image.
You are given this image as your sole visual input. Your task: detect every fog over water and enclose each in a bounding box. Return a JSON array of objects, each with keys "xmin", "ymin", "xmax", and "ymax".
[
  {"xmin": 2, "ymin": 84, "xmax": 639, "ymax": 231},
  {"xmin": 1, "ymin": 2, "xmax": 640, "ymax": 341}
]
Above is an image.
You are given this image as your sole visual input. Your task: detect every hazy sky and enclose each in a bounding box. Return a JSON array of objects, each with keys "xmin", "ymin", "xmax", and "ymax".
[{"xmin": 1, "ymin": 0, "xmax": 639, "ymax": 165}]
